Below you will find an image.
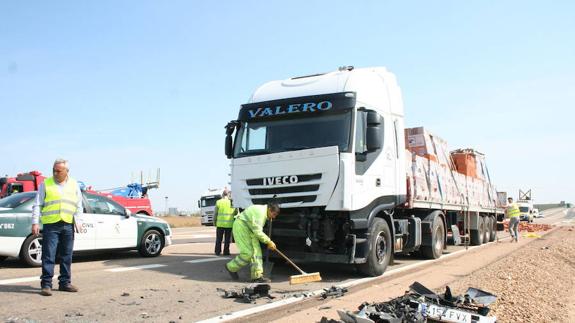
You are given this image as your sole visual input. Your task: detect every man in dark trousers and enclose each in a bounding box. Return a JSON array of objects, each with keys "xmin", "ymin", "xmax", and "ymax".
[
  {"xmin": 214, "ymin": 190, "xmax": 235, "ymax": 255},
  {"xmin": 31, "ymin": 159, "xmax": 83, "ymax": 296}
]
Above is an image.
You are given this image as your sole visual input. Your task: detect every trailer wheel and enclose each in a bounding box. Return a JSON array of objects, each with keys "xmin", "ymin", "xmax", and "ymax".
[
  {"xmin": 20, "ymin": 234, "xmax": 43, "ymax": 267},
  {"xmin": 482, "ymin": 216, "xmax": 490, "ymax": 243},
  {"xmin": 488, "ymin": 217, "xmax": 496, "ymax": 242},
  {"xmin": 470, "ymin": 217, "xmax": 485, "ymax": 246},
  {"xmin": 421, "ymin": 216, "xmax": 445, "ymax": 259},
  {"xmin": 357, "ymin": 218, "xmax": 392, "ymax": 277}
]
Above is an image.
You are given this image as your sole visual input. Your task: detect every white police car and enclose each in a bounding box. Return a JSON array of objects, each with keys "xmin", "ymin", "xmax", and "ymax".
[{"xmin": 0, "ymin": 191, "xmax": 172, "ymax": 266}]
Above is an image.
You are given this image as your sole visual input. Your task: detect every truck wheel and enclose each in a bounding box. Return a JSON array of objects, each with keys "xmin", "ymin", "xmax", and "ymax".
[
  {"xmin": 357, "ymin": 218, "xmax": 392, "ymax": 277},
  {"xmin": 482, "ymin": 216, "xmax": 490, "ymax": 243},
  {"xmin": 139, "ymin": 230, "xmax": 164, "ymax": 257},
  {"xmin": 20, "ymin": 235, "xmax": 43, "ymax": 267},
  {"xmin": 470, "ymin": 217, "xmax": 485, "ymax": 246},
  {"xmin": 421, "ymin": 216, "xmax": 445, "ymax": 259},
  {"xmin": 0, "ymin": 256, "xmax": 7, "ymax": 263},
  {"xmin": 488, "ymin": 217, "xmax": 496, "ymax": 242}
]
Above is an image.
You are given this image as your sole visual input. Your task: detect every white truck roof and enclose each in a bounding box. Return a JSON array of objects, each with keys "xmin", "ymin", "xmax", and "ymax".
[{"xmin": 248, "ymin": 66, "xmax": 404, "ymax": 117}]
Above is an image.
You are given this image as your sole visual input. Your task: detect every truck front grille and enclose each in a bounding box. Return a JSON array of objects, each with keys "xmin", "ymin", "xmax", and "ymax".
[
  {"xmin": 245, "ymin": 173, "xmax": 322, "ymax": 205},
  {"xmin": 248, "ymin": 184, "xmax": 319, "ymax": 195}
]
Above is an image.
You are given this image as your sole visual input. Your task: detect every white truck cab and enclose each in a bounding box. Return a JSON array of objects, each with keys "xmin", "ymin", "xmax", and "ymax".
[{"xmin": 198, "ymin": 189, "xmax": 223, "ymax": 226}]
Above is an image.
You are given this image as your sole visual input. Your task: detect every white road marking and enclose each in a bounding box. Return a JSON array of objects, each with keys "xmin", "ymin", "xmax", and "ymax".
[
  {"xmin": 173, "ymin": 234, "xmax": 213, "ymax": 239},
  {"xmin": 0, "ymin": 276, "xmax": 39, "ymax": 285},
  {"xmin": 184, "ymin": 257, "xmax": 230, "ymax": 264},
  {"xmin": 105, "ymin": 264, "xmax": 167, "ymax": 272},
  {"xmin": 2, "ymin": 257, "xmax": 230, "ymax": 285}
]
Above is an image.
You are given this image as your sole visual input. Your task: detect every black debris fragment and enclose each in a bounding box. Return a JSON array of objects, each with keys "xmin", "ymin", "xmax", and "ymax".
[
  {"xmin": 217, "ymin": 283, "xmax": 275, "ymax": 303},
  {"xmin": 320, "ymin": 316, "xmax": 342, "ymax": 323},
  {"xmin": 321, "ymin": 286, "xmax": 348, "ymax": 299},
  {"xmin": 336, "ymin": 281, "xmax": 497, "ymax": 323}
]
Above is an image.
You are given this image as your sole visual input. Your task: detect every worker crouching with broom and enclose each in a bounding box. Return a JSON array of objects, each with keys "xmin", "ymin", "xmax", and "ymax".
[{"xmin": 225, "ymin": 202, "xmax": 280, "ymax": 283}]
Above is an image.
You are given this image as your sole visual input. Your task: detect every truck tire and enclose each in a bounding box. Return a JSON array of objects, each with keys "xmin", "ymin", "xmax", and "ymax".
[
  {"xmin": 20, "ymin": 235, "xmax": 43, "ymax": 267},
  {"xmin": 139, "ymin": 229, "xmax": 164, "ymax": 257},
  {"xmin": 470, "ymin": 217, "xmax": 486, "ymax": 246},
  {"xmin": 0, "ymin": 256, "xmax": 7, "ymax": 263},
  {"xmin": 357, "ymin": 218, "xmax": 392, "ymax": 277},
  {"xmin": 420, "ymin": 216, "xmax": 445, "ymax": 259},
  {"xmin": 482, "ymin": 216, "xmax": 490, "ymax": 243},
  {"xmin": 488, "ymin": 216, "xmax": 496, "ymax": 242}
]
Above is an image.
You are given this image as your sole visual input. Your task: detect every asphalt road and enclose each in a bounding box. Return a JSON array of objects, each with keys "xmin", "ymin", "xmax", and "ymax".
[{"xmin": 0, "ymin": 208, "xmax": 570, "ymax": 322}]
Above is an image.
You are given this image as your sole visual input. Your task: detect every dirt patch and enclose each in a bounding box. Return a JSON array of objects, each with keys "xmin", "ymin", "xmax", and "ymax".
[
  {"xmin": 445, "ymin": 226, "xmax": 575, "ymax": 322},
  {"xmin": 161, "ymin": 216, "xmax": 201, "ymax": 228}
]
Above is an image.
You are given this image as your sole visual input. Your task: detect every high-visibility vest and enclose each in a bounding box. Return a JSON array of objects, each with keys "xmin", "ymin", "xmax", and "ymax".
[
  {"xmin": 507, "ymin": 203, "xmax": 520, "ymax": 218},
  {"xmin": 216, "ymin": 197, "xmax": 235, "ymax": 228},
  {"xmin": 41, "ymin": 177, "xmax": 79, "ymax": 224}
]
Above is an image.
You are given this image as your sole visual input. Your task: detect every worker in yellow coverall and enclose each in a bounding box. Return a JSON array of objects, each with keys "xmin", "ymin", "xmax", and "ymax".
[{"xmin": 225, "ymin": 202, "xmax": 280, "ymax": 283}]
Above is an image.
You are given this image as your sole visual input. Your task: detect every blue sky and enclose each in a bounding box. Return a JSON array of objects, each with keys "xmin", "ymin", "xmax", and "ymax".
[{"xmin": 1, "ymin": 1, "xmax": 573, "ymax": 211}]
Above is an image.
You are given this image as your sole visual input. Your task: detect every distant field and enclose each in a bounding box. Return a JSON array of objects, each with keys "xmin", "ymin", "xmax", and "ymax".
[{"xmin": 161, "ymin": 216, "xmax": 202, "ymax": 228}]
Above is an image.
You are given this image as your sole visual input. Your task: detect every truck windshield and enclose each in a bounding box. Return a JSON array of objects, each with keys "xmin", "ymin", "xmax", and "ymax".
[
  {"xmin": 519, "ymin": 207, "xmax": 529, "ymax": 212},
  {"xmin": 234, "ymin": 111, "xmax": 352, "ymax": 157},
  {"xmin": 201, "ymin": 196, "xmax": 219, "ymax": 207}
]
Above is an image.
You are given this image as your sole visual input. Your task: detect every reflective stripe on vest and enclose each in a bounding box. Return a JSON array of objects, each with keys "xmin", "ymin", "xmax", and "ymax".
[
  {"xmin": 41, "ymin": 177, "xmax": 79, "ymax": 224},
  {"xmin": 216, "ymin": 198, "xmax": 235, "ymax": 228},
  {"xmin": 507, "ymin": 203, "xmax": 520, "ymax": 218}
]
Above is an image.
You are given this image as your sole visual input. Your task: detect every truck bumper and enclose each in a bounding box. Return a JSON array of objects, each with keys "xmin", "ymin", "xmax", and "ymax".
[{"xmin": 271, "ymin": 234, "xmax": 364, "ymax": 264}]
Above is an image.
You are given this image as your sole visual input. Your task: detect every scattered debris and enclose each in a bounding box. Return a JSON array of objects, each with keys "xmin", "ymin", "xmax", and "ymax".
[
  {"xmin": 121, "ymin": 292, "xmax": 130, "ymax": 297},
  {"xmin": 320, "ymin": 317, "xmax": 341, "ymax": 323},
  {"xmin": 336, "ymin": 281, "xmax": 496, "ymax": 323},
  {"xmin": 503, "ymin": 222, "xmax": 553, "ymax": 233},
  {"xmin": 321, "ymin": 286, "xmax": 348, "ymax": 299},
  {"xmin": 319, "ymin": 306, "xmax": 333, "ymax": 310},
  {"xmin": 217, "ymin": 283, "xmax": 275, "ymax": 303}
]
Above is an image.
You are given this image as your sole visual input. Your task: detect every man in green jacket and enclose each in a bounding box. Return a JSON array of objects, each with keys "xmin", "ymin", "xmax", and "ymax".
[{"xmin": 225, "ymin": 202, "xmax": 280, "ymax": 283}]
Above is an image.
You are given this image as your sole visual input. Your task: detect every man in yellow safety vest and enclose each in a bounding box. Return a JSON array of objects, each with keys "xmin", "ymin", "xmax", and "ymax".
[
  {"xmin": 506, "ymin": 197, "xmax": 521, "ymax": 242},
  {"xmin": 225, "ymin": 202, "xmax": 280, "ymax": 283},
  {"xmin": 31, "ymin": 159, "xmax": 83, "ymax": 296},
  {"xmin": 214, "ymin": 190, "xmax": 236, "ymax": 255}
]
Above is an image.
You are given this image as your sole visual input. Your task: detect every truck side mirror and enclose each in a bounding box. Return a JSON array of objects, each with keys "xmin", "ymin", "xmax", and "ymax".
[
  {"xmin": 225, "ymin": 135, "xmax": 233, "ymax": 159},
  {"xmin": 366, "ymin": 127, "xmax": 382, "ymax": 151},
  {"xmin": 367, "ymin": 111, "xmax": 383, "ymax": 125},
  {"xmin": 365, "ymin": 111, "xmax": 383, "ymax": 151},
  {"xmin": 197, "ymin": 200, "xmax": 200, "ymax": 208},
  {"xmin": 225, "ymin": 120, "xmax": 239, "ymax": 159}
]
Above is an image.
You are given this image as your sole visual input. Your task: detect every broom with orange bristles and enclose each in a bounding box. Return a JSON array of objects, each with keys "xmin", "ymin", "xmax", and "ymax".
[{"xmin": 274, "ymin": 248, "xmax": 322, "ymax": 285}]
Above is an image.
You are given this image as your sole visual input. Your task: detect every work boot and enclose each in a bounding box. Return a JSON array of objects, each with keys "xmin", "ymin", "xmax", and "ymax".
[
  {"xmin": 40, "ymin": 287, "xmax": 52, "ymax": 296},
  {"xmin": 58, "ymin": 284, "xmax": 79, "ymax": 292},
  {"xmin": 225, "ymin": 265, "xmax": 239, "ymax": 281},
  {"xmin": 251, "ymin": 277, "xmax": 271, "ymax": 283}
]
